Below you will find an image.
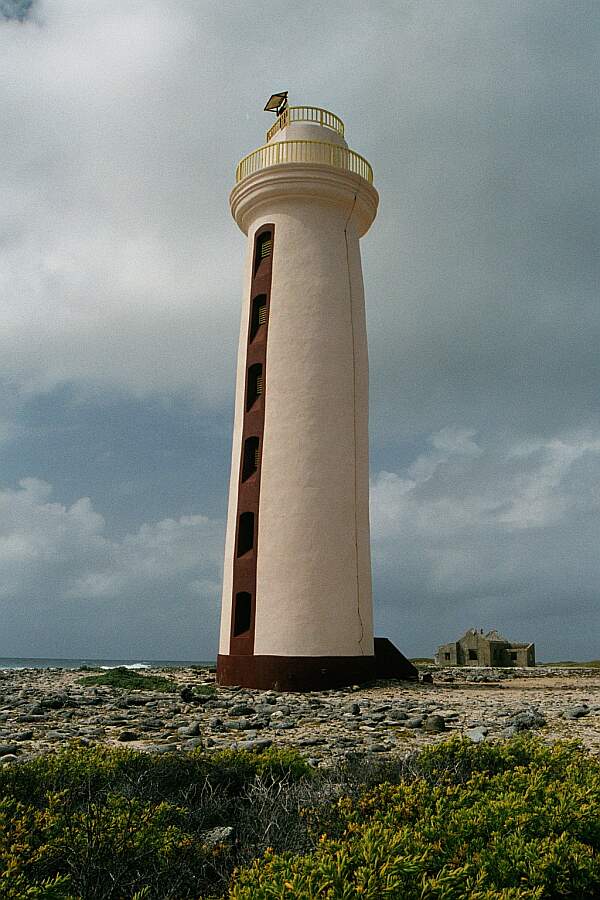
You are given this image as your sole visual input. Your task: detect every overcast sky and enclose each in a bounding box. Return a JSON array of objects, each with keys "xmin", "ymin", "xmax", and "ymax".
[{"xmin": 1, "ymin": 0, "xmax": 598, "ymax": 662}]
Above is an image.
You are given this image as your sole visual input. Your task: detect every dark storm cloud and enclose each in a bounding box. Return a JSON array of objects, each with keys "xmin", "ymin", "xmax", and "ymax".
[
  {"xmin": 363, "ymin": 0, "xmax": 600, "ymax": 443},
  {"xmin": 0, "ymin": 1, "xmax": 598, "ymax": 659}
]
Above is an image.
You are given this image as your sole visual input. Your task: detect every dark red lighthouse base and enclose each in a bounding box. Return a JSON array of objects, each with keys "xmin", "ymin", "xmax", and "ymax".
[{"xmin": 217, "ymin": 638, "xmax": 418, "ymax": 692}]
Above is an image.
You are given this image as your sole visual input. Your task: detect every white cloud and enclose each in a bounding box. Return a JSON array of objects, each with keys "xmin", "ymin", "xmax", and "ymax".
[
  {"xmin": 372, "ymin": 430, "xmax": 600, "ymax": 543},
  {"xmin": 0, "ymin": 476, "xmax": 221, "ymax": 600},
  {"xmin": 66, "ymin": 514, "xmax": 221, "ymax": 600},
  {"xmin": 371, "ymin": 428, "xmax": 600, "ymax": 656},
  {"xmin": 0, "ymin": 477, "xmax": 223, "ymax": 656}
]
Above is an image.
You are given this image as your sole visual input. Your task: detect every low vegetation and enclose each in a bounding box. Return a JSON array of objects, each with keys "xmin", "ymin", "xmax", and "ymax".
[
  {"xmin": 0, "ymin": 737, "xmax": 598, "ymax": 898},
  {"xmin": 78, "ymin": 667, "xmax": 179, "ymax": 693},
  {"xmin": 545, "ymin": 660, "xmax": 600, "ymax": 668},
  {"xmin": 233, "ymin": 738, "xmax": 600, "ymax": 899}
]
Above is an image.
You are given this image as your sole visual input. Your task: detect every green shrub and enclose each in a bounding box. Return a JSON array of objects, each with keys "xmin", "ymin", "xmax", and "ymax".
[
  {"xmin": 0, "ymin": 871, "xmax": 74, "ymax": 899},
  {"xmin": 78, "ymin": 667, "xmax": 177, "ymax": 692},
  {"xmin": 230, "ymin": 737, "xmax": 600, "ymax": 899},
  {"xmin": 2, "ymin": 738, "xmax": 598, "ymax": 898},
  {"xmin": 0, "ymin": 744, "xmax": 311, "ymax": 898}
]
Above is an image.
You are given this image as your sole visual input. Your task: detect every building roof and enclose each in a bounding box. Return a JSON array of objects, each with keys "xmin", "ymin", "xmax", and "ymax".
[
  {"xmin": 441, "ymin": 629, "xmax": 534, "ymax": 649},
  {"xmin": 484, "ymin": 629, "xmax": 510, "ymax": 642}
]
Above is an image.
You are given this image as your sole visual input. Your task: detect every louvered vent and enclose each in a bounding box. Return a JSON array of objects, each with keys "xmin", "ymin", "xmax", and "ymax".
[
  {"xmin": 254, "ymin": 231, "xmax": 273, "ymax": 273},
  {"xmin": 242, "ymin": 436, "xmax": 259, "ymax": 481},
  {"xmin": 246, "ymin": 364, "xmax": 263, "ymax": 410},
  {"xmin": 250, "ymin": 296, "xmax": 267, "ymax": 341}
]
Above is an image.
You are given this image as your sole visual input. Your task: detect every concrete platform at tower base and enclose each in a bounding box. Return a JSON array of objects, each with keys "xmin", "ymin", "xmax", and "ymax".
[{"xmin": 217, "ymin": 640, "xmax": 418, "ymax": 691}]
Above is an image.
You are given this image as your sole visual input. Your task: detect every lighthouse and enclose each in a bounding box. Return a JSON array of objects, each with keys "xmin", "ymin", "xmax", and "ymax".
[{"xmin": 217, "ymin": 96, "xmax": 416, "ymax": 691}]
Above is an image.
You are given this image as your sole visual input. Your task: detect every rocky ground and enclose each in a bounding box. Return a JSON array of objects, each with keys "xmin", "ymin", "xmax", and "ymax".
[{"xmin": 1, "ymin": 665, "xmax": 599, "ymax": 766}]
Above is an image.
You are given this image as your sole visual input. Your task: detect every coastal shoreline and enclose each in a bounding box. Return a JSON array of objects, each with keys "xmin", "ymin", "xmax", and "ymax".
[{"xmin": 1, "ymin": 665, "xmax": 599, "ymax": 765}]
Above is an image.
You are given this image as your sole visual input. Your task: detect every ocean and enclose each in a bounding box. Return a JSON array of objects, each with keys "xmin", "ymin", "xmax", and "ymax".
[{"xmin": 0, "ymin": 657, "xmax": 215, "ymax": 670}]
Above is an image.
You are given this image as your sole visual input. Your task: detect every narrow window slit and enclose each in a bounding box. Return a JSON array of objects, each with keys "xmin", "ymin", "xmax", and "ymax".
[
  {"xmin": 242, "ymin": 436, "xmax": 260, "ymax": 481},
  {"xmin": 246, "ymin": 364, "xmax": 263, "ymax": 410},
  {"xmin": 233, "ymin": 592, "xmax": 252, "ymax": 636},
  {"xmin": 237, "ymin": 512, "xmax": 254, "ymax": 556},
  {"xmin": 254, "ymin": 231, "xmax": 272, "ymax": 273},
  {"xmin": 250, "ymin": 295, "xmax": 267, "ymax": 341}
]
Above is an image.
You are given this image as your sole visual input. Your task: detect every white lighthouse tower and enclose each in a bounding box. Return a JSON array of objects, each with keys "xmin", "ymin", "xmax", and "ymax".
[{"xmin": 217, "ymin": 95, "xmax": 416, "ymax": 690}]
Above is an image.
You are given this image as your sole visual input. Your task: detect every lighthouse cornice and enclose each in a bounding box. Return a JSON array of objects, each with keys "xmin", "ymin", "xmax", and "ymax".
[{"xmin": 230, "ymin": 162, "xmax": 379, "ymax": 237}]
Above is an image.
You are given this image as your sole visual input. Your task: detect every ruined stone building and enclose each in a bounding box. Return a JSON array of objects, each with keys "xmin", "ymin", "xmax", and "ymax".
[{"xmin": 435, "ymin": 629, "xmax": 536, "ymax": 667}]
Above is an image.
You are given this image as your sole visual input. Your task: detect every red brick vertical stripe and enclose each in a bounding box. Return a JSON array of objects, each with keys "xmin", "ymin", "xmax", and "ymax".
[{"xmin": 229, "ymin": 224, "xmax": 274, "ymax": 655}]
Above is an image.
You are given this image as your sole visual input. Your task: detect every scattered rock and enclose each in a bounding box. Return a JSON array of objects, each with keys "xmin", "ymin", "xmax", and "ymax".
[
  {"xmin": 406, "ymin": 717, "xmax": 423, "ymax": 729},
  {"xmin": 236, "ymin": 738, "xmax": 272, "ymax": 752},
  {"xmin": 423, "ymin": 715, "xmax": 446, "ymax": 733},
  {"xmin": 202, "ymin": 826, "xmax": 234, "ymax": 846},
  {"xmin": 563, "ymin": 705, "xmax": 589, "ymax": 720},
  {"xmin": 40, "ymin": 695, "xmax": 70, "ymax": 710},
  {"xmin": 0, "ymin": 744, "xmax": 18, "ymax": 756},
  {"xmin": 387, "ymin": 708, "xmax": 408, "ymax": 721},
  {"xmin": 465, "ymin": 727, "xmax": 488, "ymax": 743},
  {"xmin": 229, "ymin": 704, "xmax": 256, "ymax": 717},
  {"xmin": 44, "ymin": 731, "xmax": 71, "ymax": 742},
  {"xmin": 178, "ymin": 722, "xmax": 201, "ymax": 736},
  {"xmin": 0, "ymin": 663, "xmax": 598, "ymax": 761},
  {"xmin": 510, "ymin": 709, "xmax": 546, "ymax": 731}
]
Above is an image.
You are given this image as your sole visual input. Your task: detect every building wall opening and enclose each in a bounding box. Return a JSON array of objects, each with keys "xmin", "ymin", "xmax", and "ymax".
[
  {"xmin": 468, "ymin": 649, "xmax": 478, "ymax": 661},
  {"xmin": 233, "ymin": 592, "xmax": 252, "ymax": 636},
  {"xmin": 250, "ymin": 295, "xmax": 267, "ymax": 341},
  {"xmin": 242, "ymin": 436, "xmax": 259, "ymax": 481},
  {"xmin": 254, "ymin": 231, "xmax": 272, "ymax": 273},
  {"xmin": 237, "ymin": 511, "xmax": 254, "ymax": 556},
  {"xmin": 246, "ymin": 363, "xmax": 263, "ymax": 410}
]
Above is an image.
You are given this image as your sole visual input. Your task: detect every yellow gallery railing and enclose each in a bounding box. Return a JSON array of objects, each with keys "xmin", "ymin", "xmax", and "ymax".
[
  {"xmin": 235, "ymin": 140, "xmax": 373, "ymax": 184},
  {"xmin": 266, "ymin": 106, "xmax": 345, "ymax": 142}
]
